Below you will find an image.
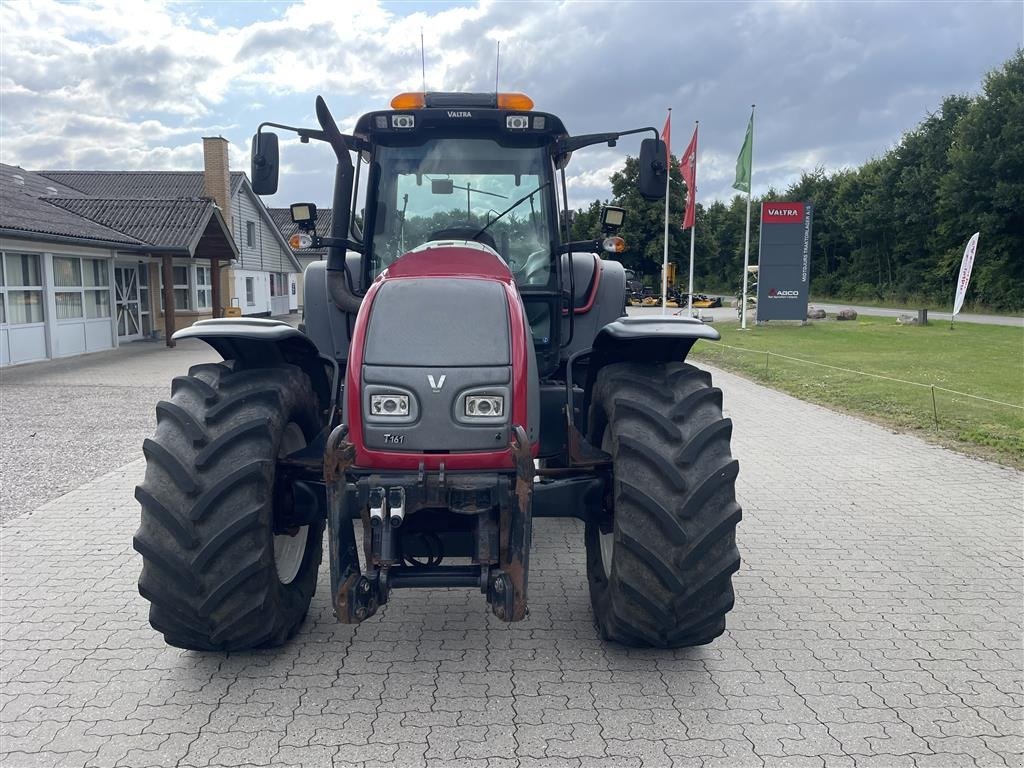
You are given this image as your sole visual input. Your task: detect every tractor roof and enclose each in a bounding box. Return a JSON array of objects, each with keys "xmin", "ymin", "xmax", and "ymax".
[{"xmin": 352, "ymin": 91, "xmax": 569, "ymax": 147}]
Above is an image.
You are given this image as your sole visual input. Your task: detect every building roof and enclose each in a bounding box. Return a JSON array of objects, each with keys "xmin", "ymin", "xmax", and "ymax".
[
  {"xmin": 46, "ymin": 198, "xmax": 236, "ymax": 258},
  {"xmin": 0, "ymin": 163, "xmax": 238, "ymax": 259},
  {"xmin": 36, "ymin": 170, "xmax": 246, "ymax": 200},
  {"xmin": 0, "ymin": 167, "xmax": 145, "ymax": 248}
]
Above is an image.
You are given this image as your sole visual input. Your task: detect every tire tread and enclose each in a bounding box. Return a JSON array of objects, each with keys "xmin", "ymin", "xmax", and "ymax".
[{"xmin": 585, "ymin": 361, "xmax": 741, "ymax": 648}]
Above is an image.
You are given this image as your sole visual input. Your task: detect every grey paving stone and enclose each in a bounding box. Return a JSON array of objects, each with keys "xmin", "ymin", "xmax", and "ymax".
[{"xmin": 1, "ymin": 354, "xmax": 1022, "ymax": 767}]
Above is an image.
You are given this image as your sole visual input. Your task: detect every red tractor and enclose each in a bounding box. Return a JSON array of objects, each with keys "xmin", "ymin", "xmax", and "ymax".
[{"xmin": 134, "ymin": 91, "xmax": 741, "ymax": 651}]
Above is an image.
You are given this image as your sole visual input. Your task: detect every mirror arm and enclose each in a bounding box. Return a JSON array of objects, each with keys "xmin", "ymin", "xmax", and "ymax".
[
  {"xmin": 556, "ymin": 239, "xmax": 602, "ymax": 255},
  {"xmin": 254, "ymin": 122, "xmax": 367, "ymax": 153},
  {"xmin": 553, "ymin": 126, "xmax": 660, "ymax": 167},
  {"xmin": 309, "ymin": 234, "xmax": 362, "ymax": 252}
]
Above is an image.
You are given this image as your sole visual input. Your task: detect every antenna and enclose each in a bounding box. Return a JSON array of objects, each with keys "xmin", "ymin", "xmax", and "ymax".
[
  {"xmin": 495, "ymin": 41, "xmax": 500, "ymax": 93},
  {"xmin": 421, "ymin": 28, "xmax": 426, "ymax": 91}
]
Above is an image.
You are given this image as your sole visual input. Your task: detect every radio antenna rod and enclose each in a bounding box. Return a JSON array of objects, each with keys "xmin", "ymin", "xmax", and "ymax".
[
  {"xmin": 421, "ymin": 28, "xmax": 426, "ymax": 91},
  {"xmin": 495, "ymin": 41, "xmax": 500, "ymax": 92}
]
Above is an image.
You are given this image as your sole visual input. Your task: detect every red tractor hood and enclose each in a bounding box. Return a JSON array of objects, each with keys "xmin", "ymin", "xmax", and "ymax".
[{"xmin": 345, "ymin": 242, "xmax": 535, "ymax": 471}]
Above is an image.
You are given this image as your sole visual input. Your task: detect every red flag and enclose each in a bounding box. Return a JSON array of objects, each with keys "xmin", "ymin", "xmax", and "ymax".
[
  {"xmin": 662, "ymin": 111, "xmax": 671, "ymax": 165},
  {"xmin": 680, "ymin": 123, "xmax": 698, "ymax": 229}
]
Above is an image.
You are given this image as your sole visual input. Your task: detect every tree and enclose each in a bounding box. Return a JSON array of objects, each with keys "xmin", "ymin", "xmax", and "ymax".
[
  {"xmin": 937, "ymin": 50, "xmax": 1024, "ymax": 310},
  {"xmin": 566, "ymin": 51, "xmax": 1023, "ymax": 310}
]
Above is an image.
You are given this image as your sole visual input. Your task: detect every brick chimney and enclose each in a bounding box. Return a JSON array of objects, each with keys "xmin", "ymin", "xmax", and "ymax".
[{"xmin": 202, "ymin": 136, "xmax": 232, "ymax": 231}]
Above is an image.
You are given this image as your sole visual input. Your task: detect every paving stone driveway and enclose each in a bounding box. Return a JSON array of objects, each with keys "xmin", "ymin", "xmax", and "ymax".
[{"xmin": 1, "ymin": 359, "xmax": 1021, "ymax": 767}]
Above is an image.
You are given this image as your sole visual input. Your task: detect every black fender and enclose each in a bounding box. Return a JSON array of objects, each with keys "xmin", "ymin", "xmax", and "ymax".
[
  {"xmin": 173, "ymin": 318, "xmax": 336, "ymax": 416},
  {"xmin": 578, "ymin": 316, "xmax": 720, "ymax": 424}
]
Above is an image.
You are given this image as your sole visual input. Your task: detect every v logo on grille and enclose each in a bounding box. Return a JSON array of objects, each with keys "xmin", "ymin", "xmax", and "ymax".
[{"xmin": 427, "ymin": 374, "xmax": 447, "ymax": 391}]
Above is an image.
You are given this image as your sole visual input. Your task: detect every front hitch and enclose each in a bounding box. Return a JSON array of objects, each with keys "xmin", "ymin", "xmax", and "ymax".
[
  {"xmin": 324, "ymin": 423, "xmax": 535, "ymax": 625},
  {"xmin": 499, "ymin": 424, "xmax": 534, "ymax": 621},
  {"xmin": 325, "ymin": 425, "xmax": 376, "ymax": 623}
]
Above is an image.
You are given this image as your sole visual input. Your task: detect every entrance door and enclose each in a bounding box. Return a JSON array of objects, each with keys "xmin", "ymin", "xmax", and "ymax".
[{"xmin": 115, "ymin": 265, "xmax": 141, "ymax": 339}]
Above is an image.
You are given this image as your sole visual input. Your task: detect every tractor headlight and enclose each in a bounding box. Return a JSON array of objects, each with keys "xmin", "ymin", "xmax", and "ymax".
[
  {"xmin": 371, "ymin": 393, "xmax": 409, "ymax": 416},
  {"xmin": 364, "ymin": 386, "xmax": 418, "ymax": 423},
  {"xmin": 455, "ymin": 387, "xmax": 510, "ymax": 425},
  {"xmin": 465, "ymin": 395, "xmax": 504, "ymax": 418}
]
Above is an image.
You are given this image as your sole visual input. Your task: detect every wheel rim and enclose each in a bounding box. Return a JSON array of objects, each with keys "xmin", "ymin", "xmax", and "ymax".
[
  {"xmin": 599, "ymin": 427, "xmax": 614, "ymax": 579},
  {"xmin": 274, "ymin": 422, "xmax": 309, "ymax": 585}
]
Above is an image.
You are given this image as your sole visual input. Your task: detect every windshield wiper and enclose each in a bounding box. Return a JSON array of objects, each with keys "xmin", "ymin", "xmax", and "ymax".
[{"xmin": 473, "ymin": 181, "xmax": 552, "ymax": 239}]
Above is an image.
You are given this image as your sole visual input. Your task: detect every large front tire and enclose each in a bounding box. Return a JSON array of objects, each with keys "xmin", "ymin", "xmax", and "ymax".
[
  {"xmin": 133, "ymin": 362, "xmax": 324, "ymax": 651},
  {"xmin": 585, "ymin": 361, "xmax": 741, "ymax": 647}
]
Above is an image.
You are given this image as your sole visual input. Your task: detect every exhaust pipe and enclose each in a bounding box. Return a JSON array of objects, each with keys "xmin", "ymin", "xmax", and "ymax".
[{"xmin": 327, "ymin": 269, "xmax": 361, "ymax": 314}]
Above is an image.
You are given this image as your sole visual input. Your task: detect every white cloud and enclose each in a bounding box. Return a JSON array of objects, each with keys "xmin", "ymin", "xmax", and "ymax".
[{"xmin": 0, "ymin": 0, "xmax": 1019, "ymax": 211}]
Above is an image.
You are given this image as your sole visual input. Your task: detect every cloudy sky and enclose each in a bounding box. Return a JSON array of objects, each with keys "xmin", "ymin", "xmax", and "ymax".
[{"xmin": 1, "ymin": 0, "xmax": 1021, "ymax": 210}]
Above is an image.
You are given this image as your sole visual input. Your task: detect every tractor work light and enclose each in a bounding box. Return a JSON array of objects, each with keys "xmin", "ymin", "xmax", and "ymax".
[
  {"xmin": 465, "ymin": 395, "xmax": 504, "ymax": 418},
  {"xmin": 290, "ymin": 202, "xmax": 317, "ymax": 224},
  {"xmin": 391, "ymin": 114, "xmax": 415, "ymax": 129},
  {"xmin": 506, "ymin": 115, "xmax": 529, "ymax": 130},
  {"xmin": 371, "ymin": 394, "xmax": 410, "ymax": 416},
  {"xmin": 601, "ymin": 205, "xmax": 625, "ymax": 232}
]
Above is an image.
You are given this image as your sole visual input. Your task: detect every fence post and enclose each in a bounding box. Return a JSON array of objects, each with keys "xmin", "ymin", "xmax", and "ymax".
[
  {"xmin": 765, "ymin": 350, "xmax": 769, "ymax": 375},
  {"xmin": 931, "ymin": 385, "xmax": 939, "ymax": 430}
]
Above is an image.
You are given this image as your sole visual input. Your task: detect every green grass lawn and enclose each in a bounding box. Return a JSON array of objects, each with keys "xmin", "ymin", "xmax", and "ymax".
[{"xmin": 689, "ymin": 317, "xmax": 1024, "ymax": 467}]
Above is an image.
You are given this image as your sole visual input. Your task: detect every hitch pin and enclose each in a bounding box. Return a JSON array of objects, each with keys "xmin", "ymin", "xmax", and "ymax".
[
  {"xmin": 369, "ymin": 487, "xmax": 386, "ymax": 526},
  {"xmin": 387, "ymin": 487, "xmax": 405, "ymax": 528}
]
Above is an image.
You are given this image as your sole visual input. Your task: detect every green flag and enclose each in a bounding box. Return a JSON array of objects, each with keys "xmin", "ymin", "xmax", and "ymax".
[{"xmin": 733, "ymin": 112, "xmax": 753, "ymax": 193}]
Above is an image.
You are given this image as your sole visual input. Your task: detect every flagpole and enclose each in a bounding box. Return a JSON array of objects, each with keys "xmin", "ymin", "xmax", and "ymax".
[
  {"xmin": 740, "ymin": 105, "xmax": 755, "ymax": 331},
  {"xmin": 687, "ymin": 120, "xmax": 698, "ymax": 316},
  {"xmin": 661, "ymin": 108, "xmax": 671, "ymax": 317}
]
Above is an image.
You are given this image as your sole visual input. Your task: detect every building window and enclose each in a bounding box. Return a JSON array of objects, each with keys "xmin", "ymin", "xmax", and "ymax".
[
  {"xmin": 159, "ymin": 264, "xmax": 192, "ymax": 311},
  {"xmin": 196, "ymin": 266, "xmax": 212, "ymax": 310},
  {"xmin": 270, "ymin": 272, "xmax": 288, "ymax": 297},
  {"xmin": 52, "ymin": 256, "xmax": 111, "ymax": 321},
  {"xmin": 2, "ymin": 253, "xmax": 45, "ymax": 324},
  {"xmin": 84, "ymin": 258, "xmax": 111, "ymax": 319},
  {"xmin": 54, "ymin": 256, "xmax": 83, "ymax": 319},
  {"xmin": 246, "ymin": 221, "xmax": 255, "ymax": 247},
  {"xmin": 138, "ymin": 263, "xmax": 152, "ymax": 335},
  {"xmin": 245, "ymin": 277, "xmax": 255, "ymax": 306}
]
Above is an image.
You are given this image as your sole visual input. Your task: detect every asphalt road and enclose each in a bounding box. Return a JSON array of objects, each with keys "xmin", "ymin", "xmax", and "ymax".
[
  {"xmin": 1, "ymin": 338, "xmax": 1021, "ymax": 767},
  {"xmin": 627, "ymin": 302, "xmax": 1023, "ymax": 327}
]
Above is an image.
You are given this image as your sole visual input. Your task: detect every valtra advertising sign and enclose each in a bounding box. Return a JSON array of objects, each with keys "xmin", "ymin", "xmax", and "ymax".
[{"xmin": 756, "ymin": 201, "xmax": 814, "ymax": 321}]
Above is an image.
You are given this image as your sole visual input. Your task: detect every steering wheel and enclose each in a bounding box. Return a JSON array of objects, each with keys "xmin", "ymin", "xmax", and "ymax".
[{"xmin": 427, "ymin": 224, "xmax": 498, "ymax": 253}]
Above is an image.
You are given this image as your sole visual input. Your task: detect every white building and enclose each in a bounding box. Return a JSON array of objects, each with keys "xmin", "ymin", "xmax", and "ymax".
[{"xmin": 0, "ymin": 139, "xmax": 302, "ymax": 366}]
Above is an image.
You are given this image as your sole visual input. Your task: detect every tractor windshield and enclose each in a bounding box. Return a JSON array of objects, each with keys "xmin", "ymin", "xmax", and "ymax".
[{"xmin": 369, "ymin": 139, "xmax": 555, "ymax": 286}]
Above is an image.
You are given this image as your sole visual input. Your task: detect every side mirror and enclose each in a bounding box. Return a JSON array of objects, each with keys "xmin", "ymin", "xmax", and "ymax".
[
  {"xmin": 251, "ymin": 132, "xmax": 279, "ymax": 195},
  {"xmin": 638, "ymin": 138, "xmax": 667, "ymax": 201}
]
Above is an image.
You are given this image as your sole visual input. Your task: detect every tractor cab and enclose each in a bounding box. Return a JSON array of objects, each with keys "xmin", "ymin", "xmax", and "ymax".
[{"xmin": 257, "ymin": 91, "xmax": 666, "ymax": 374}]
